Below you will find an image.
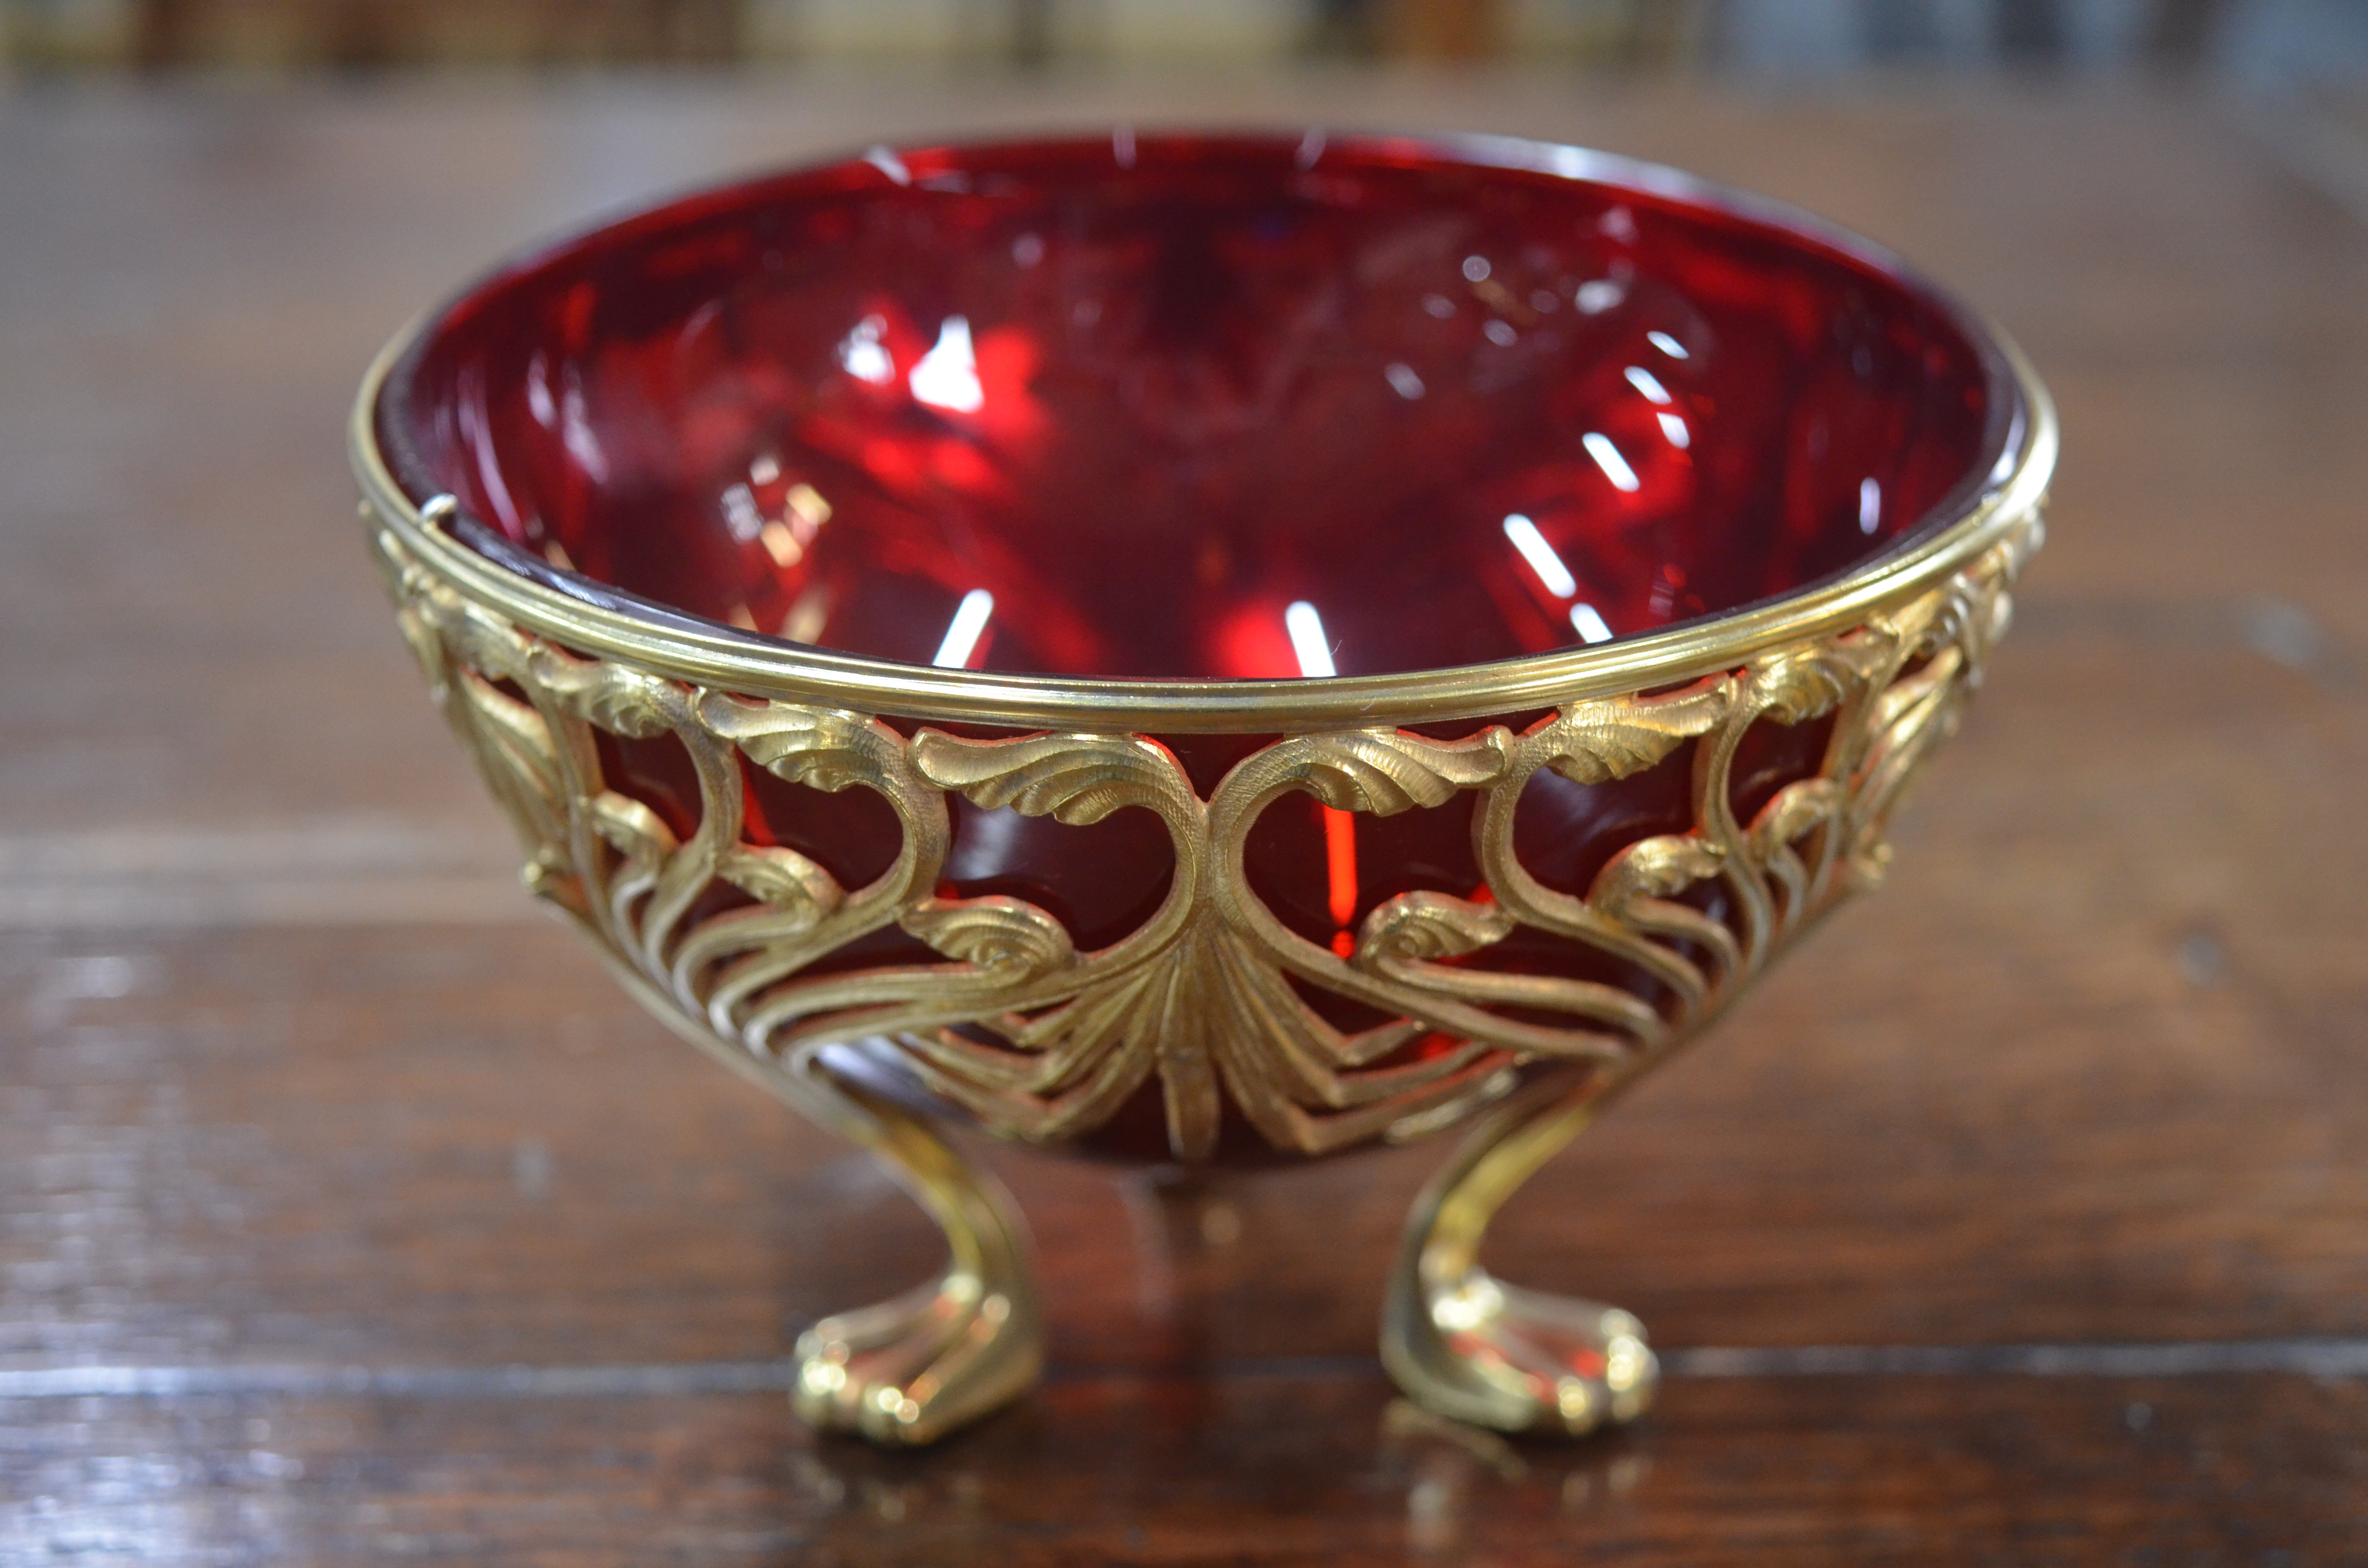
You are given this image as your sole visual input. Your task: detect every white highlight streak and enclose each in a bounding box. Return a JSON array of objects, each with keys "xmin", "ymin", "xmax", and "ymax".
[
  {"xmin": 932, "ymin": 589, "xmax": 995, "ymax": 669},
  {"xmin": 559, "ymin": 380, "xmax": 609, "ymax": 481},
  {"xmin": 1570, "ymin": 603, "xmax": 1615, "ymax": 644},
  {"xmin": 1657, "ymin": 411, "xmax": 1691, "ymax": 449},
  {"xmin": 1583, "ymin": 432, "xmax": 1641, "ymax": 492},
  {"xmin": 1502, "ymin": 514, "xmax": 1577, "ymax": 598},
  {"xmin": 911, "ymin": 316, "xmax": 984, "ymax": 413},
  {"xmin": 1624, "ymin": 365, "xmax": 1672, "ymax": 404},
  {"xmin": 1859, "ymin": 476, "xmax": 1882, "ymax": 535},
  {"xmin": 839, "ymin": 315, "xmax": 892, "ymax": 385},
  {"xmin": 526, "ymin": 356, "xmax": 556, "ymax": 427},
  {"xmin": 721, "ymin": 484, "xmax": 762, "ymax": 543},
  {"xmin": 1285, "ymin": 601, "xmax": 1336, "ymax": 677},
  {"xmin": 1648, "ymin": 330, "xmax": 1690, "ymax": 359}
]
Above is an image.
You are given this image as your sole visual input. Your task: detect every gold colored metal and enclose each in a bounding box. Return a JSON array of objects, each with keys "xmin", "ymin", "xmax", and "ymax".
[
  {"xmin": 1384, "ymin": 1073, "xmax": 1654, "ymax": 1436},
  {"xmin": 1379, "ymin": 508, "xmax": 2040, "ymax": 1434},
  {"xmin": 355, "ymin": 319, "xmax": 2051, "ymax": 1445},
  {"xmin": 785, "ymin": 1075, "xmax": 1042, "ymax": 1444}
]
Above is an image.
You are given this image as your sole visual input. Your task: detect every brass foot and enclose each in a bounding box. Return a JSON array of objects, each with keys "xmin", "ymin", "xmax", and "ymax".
[
  {"xmin": 1388, "ymin": 1268, "xmax": 1655, "ymax": 1436},
  {"xmin": 784, "ymin": 1065, "xmax": 1043, "ymax": 1446},
  {"xmin": 1382, "ymin": 1074, "xmax": 1656, "ymax": 1437},
  {"xmin": 793, "ymin": 1270, "xmax": 1039, "ymax": 1445}
]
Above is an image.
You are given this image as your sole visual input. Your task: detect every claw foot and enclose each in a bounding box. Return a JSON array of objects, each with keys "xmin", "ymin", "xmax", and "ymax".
[
  {"xmin": 793, "ymin": 1273, "xmax": 1041, "ymax": 1445},
  {"xmin": 1385, "ymin": 1267, "xmax": 1657, "ymax": 1437}
]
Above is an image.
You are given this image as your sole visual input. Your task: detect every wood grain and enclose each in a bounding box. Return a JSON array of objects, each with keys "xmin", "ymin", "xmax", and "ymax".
[
  {"xmin": 7, "ymin": 1375, "xmax": 2363, "ymax": 1565},
  {"xmin": 3, "ymin": 76, "xmax": 2365, "ymax": 1562}
]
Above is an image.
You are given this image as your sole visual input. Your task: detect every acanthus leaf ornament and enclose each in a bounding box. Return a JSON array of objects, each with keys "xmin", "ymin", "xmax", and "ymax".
[
  {"xmin": 1266, "ymin": 727, "xmax": 1514, "ymax": 816},
  {"xmin": 1530, "ymin": 683, "xmax": 1731, "ymax": 785},
  {"xmin": 1591, "ymin": 833, "xmax": 1729, "ymax": 908},
  {"xmin": 901, "ymin": 896, "xmax": 1076, "ymax": 981},
  {"xmin": 911, "ymin": 730, "xmax": 1195, "ymax": 827},
  {"xmin": 719, "ymin": 845, "xmax": 845, "ymax": 925},
  {"xmin": 699, "ymin": 690, "xmax": 907, "ymax": 798},
  {"xmin": 370, "ymin": 512, "xmax": 2039, "ymax": 1165},
  {"xmin": 528, "ymin": 648, "xmax": 676, "ymax": 738},
  {"xmin": 1353, "ymin": 891, "xmax": 1517, "ymax": 969}
]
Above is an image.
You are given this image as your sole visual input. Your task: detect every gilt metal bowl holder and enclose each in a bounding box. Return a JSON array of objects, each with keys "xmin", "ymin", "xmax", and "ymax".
[{"xmin": 352, "ymin": 132, "xmax": 2052, "ymax": 1445}]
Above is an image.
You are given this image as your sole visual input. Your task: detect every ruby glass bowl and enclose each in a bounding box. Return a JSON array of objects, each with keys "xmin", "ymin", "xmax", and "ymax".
[{"xmin": 354, "ymin": 131, "xmax": 2052, "ymax": 1445}]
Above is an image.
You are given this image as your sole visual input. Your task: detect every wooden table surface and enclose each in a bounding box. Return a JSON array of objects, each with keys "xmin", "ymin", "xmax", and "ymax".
[{"xmin": 3, "ymin": 74, "xmax": 2365, "ymax": 1565}]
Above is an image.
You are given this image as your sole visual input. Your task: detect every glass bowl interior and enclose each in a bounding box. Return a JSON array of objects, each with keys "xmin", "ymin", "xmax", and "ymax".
[{"xmin": 376, "ymin": 132, "xmax": 2014, "ymax": 684}]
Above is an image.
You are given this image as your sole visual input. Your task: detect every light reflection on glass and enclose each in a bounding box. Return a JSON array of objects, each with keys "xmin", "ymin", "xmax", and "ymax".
[
  {"xmin": 759, "ymin": 519, "xmax": 802, "ymax": 567},
  {"xmin": 1623, "ymin": 365, "xmax": 1672, "ymax": 404},
  {"xmin": 526, "ymin": 353, "xmax": 555, "ymax": 427},
  {"xmin": 787, "ymin": 482, "xmax": 832, "ymax": 530},
  {"xmin": 1504, "ymin": 514, "xmax": 1618, "ymax": 649},
  {"xmin": 559, "ymin": 372, "xmax": 607, "ymax": 481},
  {"xmin": 1462, "ymin": 255, "xmax": 1492, "ymax": 282},
  {"xmin": 438, "ymin": 141, "xmax": 1989, "ymax": 685},
  {"xmin": 932, "ymin": 588, "xmax": 994, "ymax": 668},
  {"xmin": 1582, "ymin": 431, "xmax": 1641, "ymax": 493},
  {"xmin": 781, "ymin": 584, "xmax": 830, "ymax": 644},
  {"xmin": 1324, "ymin": 802, "xmax": 1358, "ymax": 953},
  {"xmin": 1503, "ymin": 514, "xmax": 1578, "ymax": 598},
  {"xmin": 1287, "ymin": 595, "xmax": 1357, "ymax": 952},
  {"xmin": 750, "ymin": 471, "xmax": 828, "ymax": 567},
  {"xmin": 721, "ymin": 482, "xmax": 763, "ymax": 542},
  {"xmin": 911, "ymin": 316, "xmax": 985, "ymax": 413},
  {"xmin": 1576, "ymin": 279, "xmax": 1624, "ymax": 314},
  {"xmin": 839, "ymin": 314, "xmax": 893, "ymax": 384},
  {"xmin": 458, "ymin": 376, "xmax": 521, "ymax": 531},
  {"xmin": 1284, "ymin": 600, "xmax": 1336, "ymax": 678},
  {"xmin": 1988, "ymin": 438, "xmax": 2019, "ymax": 486}
]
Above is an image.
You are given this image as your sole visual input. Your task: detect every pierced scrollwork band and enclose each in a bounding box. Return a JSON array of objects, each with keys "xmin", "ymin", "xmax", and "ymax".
[{"xmin": 371, "ymin": 510, "xmax": 2039, "ymax": 1166}]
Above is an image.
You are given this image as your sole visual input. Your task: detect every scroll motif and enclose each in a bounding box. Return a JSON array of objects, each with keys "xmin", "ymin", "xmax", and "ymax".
[{"xmin": 371, "ymin": 513, "xmax": 2038, "ymax": 1162}]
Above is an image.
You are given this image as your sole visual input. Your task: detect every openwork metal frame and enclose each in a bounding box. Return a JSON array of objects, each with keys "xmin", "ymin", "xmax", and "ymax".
[{"xmin": 357, "ymin": 298, "xmax": 2052, "ymax": 1446}]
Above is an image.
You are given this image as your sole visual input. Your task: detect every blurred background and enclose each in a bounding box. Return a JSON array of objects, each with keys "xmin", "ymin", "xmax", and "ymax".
[{"xmin": 0, "ymin": 0, "xmax": 2363, "ymax": 93}]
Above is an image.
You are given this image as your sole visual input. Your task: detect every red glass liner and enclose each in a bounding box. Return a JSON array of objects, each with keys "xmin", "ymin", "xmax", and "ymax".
[{"xmin": 379, "ymin": 133, "xmax": 2010, "ymax": 683}]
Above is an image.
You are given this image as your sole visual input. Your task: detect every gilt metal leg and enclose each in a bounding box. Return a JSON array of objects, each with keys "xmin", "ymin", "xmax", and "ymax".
[
  {"xmin": 787, "ymin": 1066, "xmax": 1043, "ymax": 1446},
  {"xmin": 1381, "ymin": 1072, "xmax": 1656, "ymax": 1437}
]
